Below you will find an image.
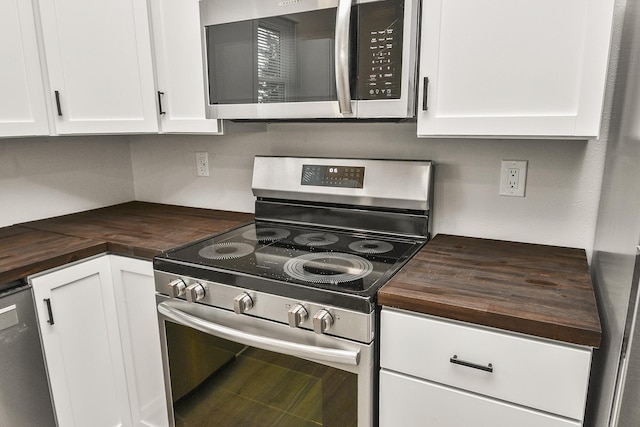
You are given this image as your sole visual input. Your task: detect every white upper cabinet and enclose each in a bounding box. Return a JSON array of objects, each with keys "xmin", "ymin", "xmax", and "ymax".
[
  {"xmin": 416, "ymin": 0, "xmax": 615, "ymax": 138},
  {"xmin": 149, "ymin": 0, "xmax": 222, "ymax": 134},
  {"xmin": 0, "ymin": 0, "xmax": 49, "ymax": 137},
  {"xmin": 38, "ymin": 0, "xmax": 158, "ymax": 135}
]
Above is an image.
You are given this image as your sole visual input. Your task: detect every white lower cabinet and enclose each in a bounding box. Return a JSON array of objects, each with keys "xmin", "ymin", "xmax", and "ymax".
[
  {"xmin": 31, "ymin": 256, "xmax": 131, "ymax": 427},
  {"xmin": 379, "ymin": 308, "xmax": 593, "ymax": 426},
  {"xmin": 110, "ymin": 256, "xmax": 168, "ymax": 427},
  {"xmin": 380, "ymin": 370, "xmax": 578, "ymax": 427},
  {"xmin": 30, "ymin": 255, "xmax": 167, "ymax": 427}
]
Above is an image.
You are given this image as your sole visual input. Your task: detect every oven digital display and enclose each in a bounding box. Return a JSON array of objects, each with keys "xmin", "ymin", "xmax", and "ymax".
[{"xmin": 301, "ymin": 165, "xmax": 365, "ymax": 188}]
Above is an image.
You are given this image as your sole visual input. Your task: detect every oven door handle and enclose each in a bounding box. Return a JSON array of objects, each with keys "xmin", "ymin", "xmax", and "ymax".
[{"xmin": 158, "ymin": 302, "xmax": 361, "ymax": 366}]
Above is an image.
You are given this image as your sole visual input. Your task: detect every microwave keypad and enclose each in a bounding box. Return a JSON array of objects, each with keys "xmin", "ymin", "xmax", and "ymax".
[{"xmin": 357, "ymin": 0, "xmax": 404, "ymax": 100}]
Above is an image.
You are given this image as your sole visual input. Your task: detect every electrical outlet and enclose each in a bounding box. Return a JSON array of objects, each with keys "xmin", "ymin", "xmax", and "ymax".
[
  {"xmin": 196, "ymin": 152, "xmax": 209, "ymax": 177},
  {"xmin": 500, "ymin": 160, "xmax": 527, "ymax": 197}
]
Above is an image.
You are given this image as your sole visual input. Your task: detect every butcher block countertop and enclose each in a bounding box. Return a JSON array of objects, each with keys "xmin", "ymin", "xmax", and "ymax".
[
  {"xmin": 0, "ymin": 226, "xmax": 107, "ymax": 285},
  {"xmin": 379, "ymin": 234, "xmax": 601, "ymax": 348},
  {"xmin": 3, "ymin": 206, "xmax": 601, "ymax": 349},
  {"xmin": 0, "ymin": 202, "xmax": 253, "ymax": 284}
]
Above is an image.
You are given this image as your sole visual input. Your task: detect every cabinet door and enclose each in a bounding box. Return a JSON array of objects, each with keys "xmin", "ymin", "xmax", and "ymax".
[
  {"xmin": 31, "ymin": 256, "xmax": 132, "ymax": 427},
  {"xmin": 149, "ymin": 0, "xmax": 221, "ymax": 134},
  {"xmin": 38, "ymin": 0, "xmax": 158, "ymax": 134},
  {"xmin": 380, "ymin": 370, "xmax": 580, "ymax": 427},
  {"xmin": 110, "ymin": 256, "xmax": 169, "ymax": 427},
  {"xmin": 416, "ymin": 0, "xmax": 614, "ymax": 138},
  {"xmin": 0, "ymin": 0, "xmax": 49, "ymax": 137}
]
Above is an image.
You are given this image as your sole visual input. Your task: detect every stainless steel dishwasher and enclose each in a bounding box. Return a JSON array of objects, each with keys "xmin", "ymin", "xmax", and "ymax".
[{"xmin": 0, "ymin": 281, "xmax": 56, "ymax": 426}]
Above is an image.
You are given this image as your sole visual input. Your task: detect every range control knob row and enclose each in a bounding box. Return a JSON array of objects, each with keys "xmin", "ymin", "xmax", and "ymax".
[
  {"xmin": 233, "ymin": 293, "xmax": 253, "ymax": 314},
  {"xmin": 313, "ymin": 309, "xmax": 334, "ymax": 334},
  {"xmin": 287, "ymin": 304, "xmax": 308, "ymax": 328}
]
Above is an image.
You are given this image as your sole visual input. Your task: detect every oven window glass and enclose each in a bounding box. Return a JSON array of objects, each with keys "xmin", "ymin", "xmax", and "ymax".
[
  {"xmin": 205, "ymin": 8, "xmax": 338, "ymax": 105},
  {"xmin": 166, "ymin": 323, "xmax": 358, "ymax": 427}
]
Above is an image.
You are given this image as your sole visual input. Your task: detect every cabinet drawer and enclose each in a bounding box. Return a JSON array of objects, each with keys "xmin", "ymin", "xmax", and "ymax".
[
  {"xmin": 379, "ymin": 370, "xmax": 580, "ymax": 427},
  {"xmin": 380, "ymin": 308, "xmax": 592, "ymax": 420}
]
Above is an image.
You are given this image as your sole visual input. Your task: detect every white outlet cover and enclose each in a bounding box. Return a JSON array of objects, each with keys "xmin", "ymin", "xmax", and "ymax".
[
  {"xmin": 196, "ymin": 152, "xmax": 210, "ymax": 177},
  {"xmin": 500, "ymin": 160, "xmax": 527, "ymax": 197}
]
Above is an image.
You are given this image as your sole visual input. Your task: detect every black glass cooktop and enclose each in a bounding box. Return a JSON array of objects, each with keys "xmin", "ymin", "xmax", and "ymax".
[{"xmin": 156, "ymin": 221, "xmax": 425, "ymax": 296}]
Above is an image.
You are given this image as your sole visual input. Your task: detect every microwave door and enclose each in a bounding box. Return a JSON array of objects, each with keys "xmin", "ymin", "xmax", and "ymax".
[{"xmin": 201, "ymin": 0, "xmax": 357, "ymax": 120}]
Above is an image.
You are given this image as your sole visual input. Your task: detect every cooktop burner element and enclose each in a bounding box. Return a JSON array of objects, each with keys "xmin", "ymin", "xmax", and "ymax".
[
  {"xmin": 349, "ymin": 240, "xmax": 394, "ymax": 254},
  {"xmin": 198, "ymin": 242, "xmax": 255, "ymax": 260},
  {"xmin": 242, "ymin": 227, "xmax": 290, "ymax": 242},
  {"xmin": 284, "ymin": 253, "xmax": 374, "ymax": 285},
  {"xmin": 293, "ymin": 232, "xmax": 340, "ymax": 247}
]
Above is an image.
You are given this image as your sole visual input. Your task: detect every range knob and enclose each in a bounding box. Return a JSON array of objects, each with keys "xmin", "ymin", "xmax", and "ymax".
[
  {"xmin": 287, "ymin": 304, "xmax": 308, "ymax": 328},
  {"xmin": 185, "ymin": 283, "xmax": 206, "ymax": 302},
  {"xmin": 313, "ymin": 309, "xmax": 334, "ymax": 334},
  {"xmin": 233, "ymin": 293, "xmax": 253, "ymax": 314},
  {"xmin": 168, "ymin": 279, "xmax": 186, "ymax": 298}
]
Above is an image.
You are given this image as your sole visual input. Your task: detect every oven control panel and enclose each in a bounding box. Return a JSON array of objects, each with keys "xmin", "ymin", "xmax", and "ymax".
[
  {"xmin": 301, "ymin": 164, "xmax": 365, "ymax": 189},
  {"xmin": 155, "ymin": 271, "xmax": 374, "ymax": 343}
]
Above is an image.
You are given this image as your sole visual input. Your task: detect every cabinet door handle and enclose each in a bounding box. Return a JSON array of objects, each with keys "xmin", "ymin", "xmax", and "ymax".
[
  {"xmin": 54, "ymin": 91, "xmax": 62, "ymax": 116},
  {"xmin": 158, "ymin": 91, "xmax": 166, "ymax": 115},
  {"xmin": 450, "ymin": 355, "xmax": 493, "ymax": 373},
  {"xmin": 422, "ymin": 77, "xmax": 429, "ymax": 111},
  {"xmin": 44, "ymin": 298, "xmax": 55, "ymax": 325}
]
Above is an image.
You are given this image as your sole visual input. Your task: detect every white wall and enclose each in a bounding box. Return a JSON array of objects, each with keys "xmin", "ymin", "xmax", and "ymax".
[
  {"xmin": 0, "ymin": 136, "xmax": 135, "ymax": 227},
  {"xmin": 130, "ymin": 122, "xmax": 605, "ymax": 252}
]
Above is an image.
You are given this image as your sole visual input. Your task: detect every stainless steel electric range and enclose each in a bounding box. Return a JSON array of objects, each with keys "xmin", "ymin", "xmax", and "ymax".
[{"xmin": 153, "ymin": 156, "xmax": 433, "ymax": 427}]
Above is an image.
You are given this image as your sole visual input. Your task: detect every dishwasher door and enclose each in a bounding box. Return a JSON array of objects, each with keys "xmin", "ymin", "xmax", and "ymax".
[{"xmin": 0, "ymin": 283, "xmax": 56, "ymax": 426}]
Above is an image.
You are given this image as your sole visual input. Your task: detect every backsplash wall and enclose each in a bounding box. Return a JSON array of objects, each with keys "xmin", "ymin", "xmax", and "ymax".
[
  {"xmin": 0, "ymin": 124, "xmax": 606, "ymax": 252},
  {"xmin": 0, "ymin": 136, "xmax": 135, "ymax": 227},
  {"xmin": 130, "ymin": 122, "xmax": 606, "ymax": 253}
]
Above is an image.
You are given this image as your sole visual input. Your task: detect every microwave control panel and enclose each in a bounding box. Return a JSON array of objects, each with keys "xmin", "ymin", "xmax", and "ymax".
[{"xmin": 357, "ymin": 0, "xmax": 404, "ymax": 100}]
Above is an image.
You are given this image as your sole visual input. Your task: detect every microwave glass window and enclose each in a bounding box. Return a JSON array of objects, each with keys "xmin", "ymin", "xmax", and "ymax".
[
  {"xmin": 257, "ymin": 18, "xmax": 296, "ymax": 103},
  {"xmin": 205, "ymin": 9, "xmax": 339, "ymax": 105},
  {"xmin": 166, "ymin": 323, "xmax": 358, "ymax": 427}
]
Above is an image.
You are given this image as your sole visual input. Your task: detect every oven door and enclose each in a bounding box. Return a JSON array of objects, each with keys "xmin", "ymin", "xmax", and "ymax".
[
  {"xmin": 156, "ymin": 294, "xmax": 374, "ymax": 427},
  {"xmin": 199, "ymin": 0, "xmax": 418, "ymax": 120}
]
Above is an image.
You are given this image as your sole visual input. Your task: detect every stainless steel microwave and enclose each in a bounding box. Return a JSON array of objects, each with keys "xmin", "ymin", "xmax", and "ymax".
[{"xmin": 199, "ymin": 0, "xmax": 420, "ymax": 120}]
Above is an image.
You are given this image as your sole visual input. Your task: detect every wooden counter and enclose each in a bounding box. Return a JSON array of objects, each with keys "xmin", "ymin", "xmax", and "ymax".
[
  {"xmin": 379, "ymin": 234, "xmax": 601, "ymax": 348},
  {"xmin": 3, "ymin": 207, "xmax": 601, "ymax": 349},
  {"xmin": 0, "ymin": 226, "xmax": 107, "ymax": 284},
  {"xmin": 1, "ymin": 202, "xmax": 253, "ymax": 284}
]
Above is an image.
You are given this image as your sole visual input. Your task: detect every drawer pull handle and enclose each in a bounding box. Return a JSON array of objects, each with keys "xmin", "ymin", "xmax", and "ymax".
[{"xmin": 450, "ymin": 355, "xmax": 493, "ymax": 373}]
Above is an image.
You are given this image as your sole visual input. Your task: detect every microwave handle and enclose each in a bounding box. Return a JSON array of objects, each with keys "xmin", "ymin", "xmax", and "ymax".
[
  {"xmin": 335, "ymin": 0, "xmax": 353, "ymax": 115},
  {"xmin": 158, "ymin": 301, "xmax": 360, "ymax": 366}
]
